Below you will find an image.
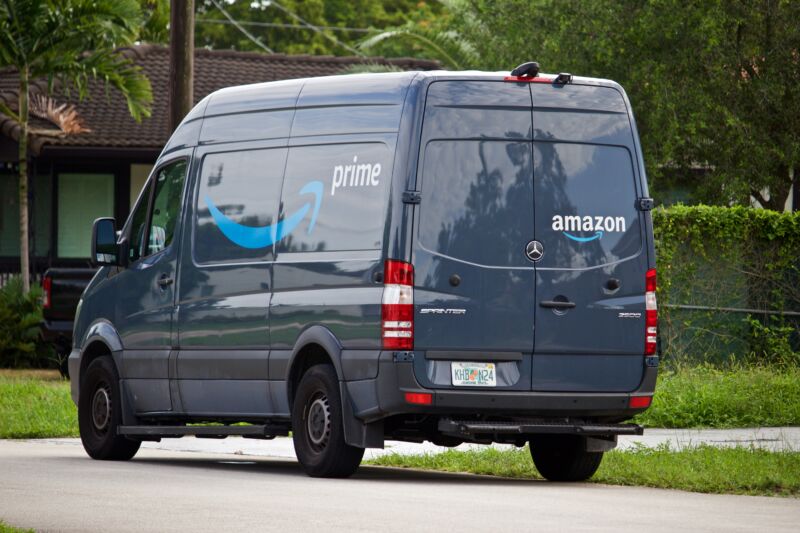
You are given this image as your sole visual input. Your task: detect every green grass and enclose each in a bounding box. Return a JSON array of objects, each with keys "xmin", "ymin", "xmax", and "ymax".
[
  {"xmin": 635, "ymin": 364, "xmax": 800, "ymax": 428},
  {"xmin": 367, "ymin": 445, "xmax": 800, "ymax": 497},
  {"xmin": 0, "ymin": 521, "xmax": 34, "ymax": 533},
  {"xmin": 0, "ymin": 375, "xmax": 77, "ymax": 439}
]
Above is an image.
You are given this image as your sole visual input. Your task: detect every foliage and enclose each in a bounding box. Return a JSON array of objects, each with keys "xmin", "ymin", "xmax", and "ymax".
[
  {"xmin": 367, "ymin": 444, "xmax": 800, "ymax": 497},
  {"xmin": 654, "ymin": 205, "xmax": 800, "ymax": 363},
  {"xmin": 192, "ymin": 0, "xmax": 445, "ymax": 57},
  {"xmin": 633, "ymin": 364, "xmax": 800, "ymax": 428},
  {"xmin": 0, "ymin": 277, "xmax": 46, "ymax": 368},
  {"xmin": 358, "ymin": 21, "xmax": 478, "ymax": 69},
  {"xmin": 0, "ymin": 0, "xmax": 153, "ymax": 122},
  {"xmin": 0, "ymin": 374, "xmax": 77, "ymax": 439},
  {"xmin": 373, "ymin": 0, "xmax": 800, "ymax": 209},
  {"xmin": 139, "ymin": 0, "xmax": 170, "ymax": 43},
  {"xmin": 0, "ymin": 521, "xmax": 35, "ymax": 533}
]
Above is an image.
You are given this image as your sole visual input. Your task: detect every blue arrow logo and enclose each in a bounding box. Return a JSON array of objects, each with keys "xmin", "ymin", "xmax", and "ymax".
[
  {"xmin": 204, "ymin": 180, "xmax": 323, "ymax": 249},
  {"xmin": 563, "ymin": 230, "xmax": 603, "ymax": 243}
]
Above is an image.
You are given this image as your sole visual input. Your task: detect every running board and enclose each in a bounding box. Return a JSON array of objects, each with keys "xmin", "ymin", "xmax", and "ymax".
[
  {"xmin": 439, "ymin": 419, "xmax": 643, "ymax": 438},
  {"xmin": 118, "ymin": 424, "xmax": 289, "ymax": 439}
]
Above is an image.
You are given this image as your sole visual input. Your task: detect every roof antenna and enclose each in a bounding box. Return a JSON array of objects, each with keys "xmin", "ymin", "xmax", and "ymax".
[{"xmin": 510, "ymin": 61, "xmax": 540, "ymax": 78}]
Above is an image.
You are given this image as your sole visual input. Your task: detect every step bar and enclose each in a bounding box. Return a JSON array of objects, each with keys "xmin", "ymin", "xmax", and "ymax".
[
  {"xmin": 118, "ymin": 424, "xmax": 289, "ymax": 439},
  {"xmin": 439, "ymin": 418, "xmax": 643, "ymax": 439}
]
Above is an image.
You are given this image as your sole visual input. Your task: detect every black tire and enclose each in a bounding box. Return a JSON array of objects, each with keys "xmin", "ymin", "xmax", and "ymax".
[
  {"xmin": 529, "ymin": 435, "xmax": 603, "ymax": 482},
  {"xmin": 78, "ymin": 356, "xmax": 140, "ymax": 460},
  {"xmin": 291, "ymin": 364, "xmax": 364, "ymax": 478}
]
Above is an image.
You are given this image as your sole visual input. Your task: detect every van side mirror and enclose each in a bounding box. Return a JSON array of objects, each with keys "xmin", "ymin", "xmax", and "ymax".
[{"xmin": 91, "ymin": 218, "xmax": 121, "ymax": 267}]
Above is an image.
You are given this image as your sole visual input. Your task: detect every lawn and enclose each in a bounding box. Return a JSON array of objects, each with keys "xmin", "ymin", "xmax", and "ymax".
[
  {"xmin": 0, "ymin": 364, "xmax": 798, "ymax": 439},
  {"xmin": 0, "ymin": 521, "xmax": 34, "ymax": 533},
  {"xmin": 0, "ymin": 371, "xmax": 77, "ymax": 439},
  {"xmin": 634, "ymin": 364, "xmax": 800, "ymax": 428},
  {"xmin": 367, "ymin": 445, "xmax": 800, "ymax": 497}
]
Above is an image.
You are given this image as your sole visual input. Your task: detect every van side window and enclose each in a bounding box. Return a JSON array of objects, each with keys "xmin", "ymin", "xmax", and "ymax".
[
  {"xmin": 277, "ymin": 143, "xmax": 392, "ymax": 253},
  {"xmin": 194, "ymin": 148, "xmax": 287, "ymax": 264},
  {"xmin": 147, "ymin": 160, "xmax": 187, "ymax": 256},
  {"xmin": 128, "ymin": 180, "xmax": 153, "ymax": 262},
  {"xmin": 419, "ymin": 140, "xmax": 534, "ymax": 267}
]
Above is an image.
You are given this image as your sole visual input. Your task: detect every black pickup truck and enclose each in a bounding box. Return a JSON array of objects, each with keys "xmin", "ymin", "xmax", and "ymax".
[{"xmin": 40, "ymin": 268, "xmax": 96, "ymax": 376}]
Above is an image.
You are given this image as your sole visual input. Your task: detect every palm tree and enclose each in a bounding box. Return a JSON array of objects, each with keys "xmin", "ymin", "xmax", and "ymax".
[
  {"xmin": 358, "ymin": 23, "xmax": 479, "ymax": 71},
  {"xmin": 0, "ymin": 0, "xmax": 153, "ymax": 292}
]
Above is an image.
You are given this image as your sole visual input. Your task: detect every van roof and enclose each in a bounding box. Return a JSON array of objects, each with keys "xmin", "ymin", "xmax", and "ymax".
[{"xmin": 192, "ymin": 70, "xmax": 625, "ymax": 119}]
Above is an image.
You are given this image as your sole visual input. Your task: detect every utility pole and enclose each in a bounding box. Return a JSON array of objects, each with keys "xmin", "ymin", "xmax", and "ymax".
[{"xmin": 169, "ymin": 0, "xmax": 194, "ymax": 133}]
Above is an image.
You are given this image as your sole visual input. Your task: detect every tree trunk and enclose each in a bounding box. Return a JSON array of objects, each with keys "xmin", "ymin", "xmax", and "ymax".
[
  {"xmin": 18, "ymin": 66, "xmax": 30, "ymax": 293},
  {"xmin": 169, "ymin": 0, "xmax": 194, "ymax": 133}
]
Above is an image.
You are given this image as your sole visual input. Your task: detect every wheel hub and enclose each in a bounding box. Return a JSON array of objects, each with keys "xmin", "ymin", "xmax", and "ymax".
[
  {"xmin": 91, "ymin": 386, "xmax": 111, "ymax": 432},
  {"xmin": 306, "ymin": 395, "xmax": 331, "ymax": 449}
]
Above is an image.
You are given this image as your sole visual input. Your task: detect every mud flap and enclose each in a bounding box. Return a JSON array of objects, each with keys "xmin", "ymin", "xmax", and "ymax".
[
  {"xmin": 339, "ymin": 382, "xmax": 383, "ymax": 448},
  {"xmin": 585, "ymin": 435, "xmax": 618, "ymax": 452}
]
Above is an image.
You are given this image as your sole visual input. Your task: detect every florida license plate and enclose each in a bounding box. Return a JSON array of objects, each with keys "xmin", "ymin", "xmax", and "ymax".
[{"xmin": 451, "ymin": 362, "xmax": 497, "ymax": 387}]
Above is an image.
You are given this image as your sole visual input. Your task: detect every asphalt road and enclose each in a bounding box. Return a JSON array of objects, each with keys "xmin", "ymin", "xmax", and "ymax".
[{"xmin": 1, "ymin": 440, "xmax": 799, "ymax": 533}]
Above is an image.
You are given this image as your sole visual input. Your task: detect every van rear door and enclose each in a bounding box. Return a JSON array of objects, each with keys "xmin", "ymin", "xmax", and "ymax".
[
  {"xmin": 413, "ymin": 81, "xmax": 535, "ymax": 388},
  {"xmin": 531, "ymin": 83, "xmax": 647, "ymax": 392}
]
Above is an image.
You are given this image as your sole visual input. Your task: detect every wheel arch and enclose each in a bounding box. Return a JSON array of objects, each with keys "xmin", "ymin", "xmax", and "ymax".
[{"xmin": 285, "ymin": 325, "xmax": 344, "ymax": 410}]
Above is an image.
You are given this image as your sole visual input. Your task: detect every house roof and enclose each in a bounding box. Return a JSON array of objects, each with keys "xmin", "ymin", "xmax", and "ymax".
[{"xmin": 0, "ymin": 45, "xmax": 438, "ymax": 156}]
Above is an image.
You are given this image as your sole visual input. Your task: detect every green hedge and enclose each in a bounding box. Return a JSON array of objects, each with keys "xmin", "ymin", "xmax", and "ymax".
[{"xmin": 653, "ymin": 205, "xmax": 800, "ymax": 365}]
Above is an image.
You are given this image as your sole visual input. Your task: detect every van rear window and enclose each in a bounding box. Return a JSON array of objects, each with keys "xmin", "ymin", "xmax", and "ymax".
[
  {"xmin": 418, "ymin": 140, "xmax": 534, "ymax": 267},
  {"xmin": 534, "ymin": 143, "xmax": 642, "ymax": 268}
]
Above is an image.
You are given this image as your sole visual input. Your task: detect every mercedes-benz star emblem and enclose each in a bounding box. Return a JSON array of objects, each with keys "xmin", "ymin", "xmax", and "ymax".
[{"xmin": 525, "ymin": 240, "xmax": 544, "ymax": 262}]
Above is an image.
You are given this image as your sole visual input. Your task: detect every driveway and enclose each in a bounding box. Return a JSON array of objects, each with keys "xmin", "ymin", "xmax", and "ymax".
[{"xmin": 1, "ymin": 439, "xmax": 799, "ymax": 533}]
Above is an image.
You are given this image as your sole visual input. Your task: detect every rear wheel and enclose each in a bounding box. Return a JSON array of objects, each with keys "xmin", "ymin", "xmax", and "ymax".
[
  {"xmin": 529, "ymin": 435, "xmax": 603, "ymax": 481},
  {"xmin": 78, "ymin": 356, "xmax": 140, "ymax": 460},
  {"xmin": 292, "ymin": 364, "xmax": 364, "ymax": 478}
]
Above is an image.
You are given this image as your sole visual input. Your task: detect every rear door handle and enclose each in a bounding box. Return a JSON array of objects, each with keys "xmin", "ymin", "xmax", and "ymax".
[
  {"xmin": 157, "ymin": 276, "xmax": 174, "ymax": 288},
  {"xmin": 540, "ymin": 300, "xmax": 576, "ymax": 309}
]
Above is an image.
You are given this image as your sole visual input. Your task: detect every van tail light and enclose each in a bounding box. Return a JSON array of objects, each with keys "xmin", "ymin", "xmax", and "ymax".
[
  {"xmin": 645, "ymin": 268, "xmax": 657, "ymax": 355},
  {"xmin": 42, "ymin": 275, "xmax": 52, "ymax": 309},
  {"xmin": 382, "ymin": 259, "xmax": 414, "ymax": 350},
  {"xmin": 629, "ymin": 395, "xmax": 652, "ymax": 409}
]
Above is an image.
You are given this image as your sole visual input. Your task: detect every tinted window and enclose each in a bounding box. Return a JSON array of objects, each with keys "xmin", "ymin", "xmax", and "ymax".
[
  {"xmin": 276, "ymin": 143, "xmax": 392, "ymax": 253},
  {"xmin": 128, "ymin": 180, "xmax": 153, "ymax": 262},
  {"xmin": 419, "ymin": 140, "xmax": 533, "ymax": 267},
  {"xmin": 194, "ymin": 148, "xmax": 287, "ymax": 263},
  {"xmin": 534, "ymin": 143, "xmax": 641, "ymax": 268},
  {"xmin": 147, "ymin": 160, "xmax": 187, "ymax": 256}
]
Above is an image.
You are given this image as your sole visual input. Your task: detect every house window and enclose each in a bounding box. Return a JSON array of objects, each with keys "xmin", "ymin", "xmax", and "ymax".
[
  {"xmin": 57, "ymin": 173, "xmax": 114, "ymax": 258},
  {"xmin": 0, "ymin": 171, "xmax": 52, "ymax": 258}
]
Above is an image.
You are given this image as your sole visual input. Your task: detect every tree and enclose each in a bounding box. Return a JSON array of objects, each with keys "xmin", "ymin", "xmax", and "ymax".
[
  {"xmin": 0, "ymin": 0, "xmax": 153, "ymax": 292},
  {"xmin": 193, "ymin": 0, "xmax": 444, "ymax": 56},
  {"xmin": 372, "ymin": 0, "xmax": 800, "ymax": 210}
]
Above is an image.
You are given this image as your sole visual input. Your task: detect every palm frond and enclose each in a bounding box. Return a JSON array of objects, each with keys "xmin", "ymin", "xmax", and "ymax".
[{"xmin": 359, "ymin": 25, "xmax": 479, "ymax": 70}]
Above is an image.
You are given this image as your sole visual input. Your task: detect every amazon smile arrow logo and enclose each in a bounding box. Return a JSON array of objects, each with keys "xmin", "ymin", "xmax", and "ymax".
[{"xmin": 204, "ymin": 180, "xmax": 323, "ymax": 249}]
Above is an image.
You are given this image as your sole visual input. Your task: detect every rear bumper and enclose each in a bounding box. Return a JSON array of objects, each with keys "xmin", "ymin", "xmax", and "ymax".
[
  {"xmin": 39, "ymin": 319, "xmax": 74, "ymax": 345},
  {"xmin": 347, "ymin": 351, "xmax": 658, "ymax": 422}
]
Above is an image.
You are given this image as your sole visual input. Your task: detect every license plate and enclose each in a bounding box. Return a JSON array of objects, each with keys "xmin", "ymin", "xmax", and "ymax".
[{"xmin": 451, "ymin": 362, "xmax": 497, "ymax": 387}]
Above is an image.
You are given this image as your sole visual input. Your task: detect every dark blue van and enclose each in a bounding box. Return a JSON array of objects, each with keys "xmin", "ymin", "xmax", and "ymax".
[{"xmin": 70, "ymin": 64, "xmax": 658, "ymax": 480}]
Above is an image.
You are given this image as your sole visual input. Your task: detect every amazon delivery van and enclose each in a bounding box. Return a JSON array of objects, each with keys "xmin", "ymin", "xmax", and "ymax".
[{"xmin": 70, "ymin": 62, "xmax": 658, "ymax": 480}]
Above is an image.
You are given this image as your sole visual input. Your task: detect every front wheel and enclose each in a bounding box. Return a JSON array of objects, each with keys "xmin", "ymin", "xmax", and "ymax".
[
  {"xmin": 291, "ymin": 364, "xmax": 364, "ymax": 478},
  {"xmin": 78, "ymin": 356, "xmax": 140, "ymax": 460},
  {"xmin": 529, "ymin": 435, "xmax": 603, "ymax": 482}
]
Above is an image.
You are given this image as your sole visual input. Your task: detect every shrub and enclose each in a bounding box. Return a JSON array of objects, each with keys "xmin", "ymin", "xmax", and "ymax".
[
  {"xmin": 654, "ymin": 205, "xmax": 800, "ymax": 365},
  {"xmin": 0, "ymin": 276, "xmax": 48, "ymax": 368}
]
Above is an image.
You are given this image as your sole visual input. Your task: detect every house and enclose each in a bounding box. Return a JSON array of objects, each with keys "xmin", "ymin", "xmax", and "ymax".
[{"xmin": 0, "ymin": 45, "xmax": 437, "ymax": 280}]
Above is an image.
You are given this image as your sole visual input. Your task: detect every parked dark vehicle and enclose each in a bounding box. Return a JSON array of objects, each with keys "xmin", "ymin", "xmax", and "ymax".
[
  {"xmin": 40, "ymin": 268, "xmax": 96, "ymax": 375},
  {"xmin": 69, "ymin": 64, "xmax": 659, "ymax": 480}
]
